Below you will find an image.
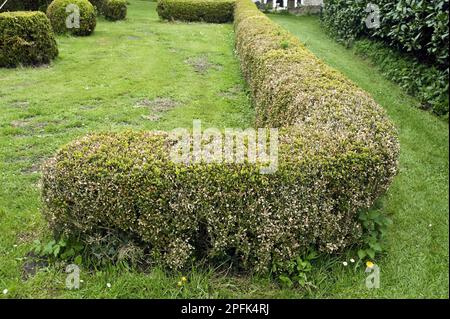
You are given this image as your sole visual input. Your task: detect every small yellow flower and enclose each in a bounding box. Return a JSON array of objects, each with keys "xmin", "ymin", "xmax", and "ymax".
[
  {"xmin": 181, "ymin": 276, "xmax": 187, "ymax": 283},
  {"xmin": 366, "ymin": 261, "xmax": 374, "ymax": 268},
  {"xmin": 177, "ymin": 281, "xmax": 183, "ymax": 287}
]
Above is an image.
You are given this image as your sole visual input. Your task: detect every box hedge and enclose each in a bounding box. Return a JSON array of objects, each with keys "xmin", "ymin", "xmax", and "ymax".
[
  {"xmin": 41, "ymin": 0, "xmax": 399, "ymax": 271},
  {"xmin": 47, "ymin": 0, "xmax": 96, "ymax": 35},
  {"xmin": 0, "ymin": 11, "xmax": 58, "ymax": 67},
  {"xmin": 103, "ymin": 0, "xmax": 127, "ymax": 21},
  {"xmin": 156, "ymin": 0, "xmax": 234, "ymax": 23}
]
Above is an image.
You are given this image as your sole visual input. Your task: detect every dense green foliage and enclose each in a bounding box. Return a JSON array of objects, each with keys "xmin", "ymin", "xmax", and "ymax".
[
  {"xmin": 103, "ymin": 0, "xmax": 127, "ymax": 20},
  {"xmin": 322, "ymin": 0, "xmax": 449, "ymax": 68},
  {"xmin": 0, "ymin": 0, "xmax": 52, "ymax": 12},
  {"xmin": 47, "ymin": 0, "xmax": 96, "ymax": 35},
  {"xmin": 0, "ymin": 11, "xmax": 58, "ymax": 67},
  {"xmin": 41, "ymin": 0, "xmax": 399, "ymax": 272},
  {"xmin": 156, "ymin": 0, "xmax": 234, "ymax": 23},
  {"xmin": 321, "ymin": 0, "xmax": 449, "ymax": 116},
  {"xmin": 88, "ymin": 0, "xmax": 106, "ymax": 14},
  {"xmin": 353, "ymin": 39, "xmax": 449, "ymax": 116}
]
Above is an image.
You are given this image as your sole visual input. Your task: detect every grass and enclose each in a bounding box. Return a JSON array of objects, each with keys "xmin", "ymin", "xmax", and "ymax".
[{"xmin": 0, "ymin": 2, "xmax": 448, "ymax": 298}]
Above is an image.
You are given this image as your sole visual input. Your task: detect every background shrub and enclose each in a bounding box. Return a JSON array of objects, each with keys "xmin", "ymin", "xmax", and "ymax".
[
  {"xmin": 42, "ymin": 0, "xmax": 399, "ymax": 272},
  {"xmin": 321, "ymin": 0, "xmax": 449, "ymax": 68},
  {"xmin": 353, "ymin": 39, "xmax": 449, "ymax": 116},
  {"xmin": 156, "ymin": 0, "xmax": 234, "ymax": 23},
  {"xmin": 88, "ymin": 0, "xmax": 106, "ymax": 14},
  {"xmin": 321, "ymin": 0, "xmax": 449, "ymax": 116},
  {"xmin": 103, "ymin": 0, "xmax": 127, "ymax": 21},
  {"xmin": 0, "ymin": 0, "xmax": 52, "ymax": 12},
  {"xmin": 47, "ymin": 0, "xmax": 96, "ymax": 35},
  {"xmin": 0, "ymin": 11, "xmax": 58, "ymax": 67}
]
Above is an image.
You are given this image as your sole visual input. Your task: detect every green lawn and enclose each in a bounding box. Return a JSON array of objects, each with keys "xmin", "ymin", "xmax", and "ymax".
[{"xmin": 0, "ymin": 2, "xmax": 448, "ymax": 298}]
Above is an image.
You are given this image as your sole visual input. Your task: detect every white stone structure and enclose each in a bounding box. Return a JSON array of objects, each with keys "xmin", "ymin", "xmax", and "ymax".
[{"xmin": 258, "ymin": 0, "xmax": 323, "ymax": 10}]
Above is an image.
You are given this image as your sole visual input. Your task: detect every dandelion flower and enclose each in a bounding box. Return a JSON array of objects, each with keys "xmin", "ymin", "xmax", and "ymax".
[
  {"xmin": 177, "ymin": 281, "xmax": 183, "ymax": 287},
  {"xmin": 342, "ymin": 261, "xmax": 348, "ymax": 266},
  {"xmin": 181, "ymin": 276, "xmax": 187, "ymax": 283},
  {"xmin": 2, "ymin": 289, "xmax": 8, "ymax": 295},
  {"xmin": 366, "ymin": 261, "xmax": 374, "ymax": 268},
  {"xmin": 350, "ymin": 258, "xmax": 355, "ymax": 263}
]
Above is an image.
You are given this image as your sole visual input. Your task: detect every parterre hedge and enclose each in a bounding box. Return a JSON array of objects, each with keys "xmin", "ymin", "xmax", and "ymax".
[
  {"xmin": 156, "ymin": 0, "xmax": 234, "ymax": 23},
  {"xmin": 103, "ymin": 0, "xmax": 127, "ymax": 21},
  {"xmin": 0, "ymin": 11, "xmax": 58, "ymax": 67},
  {"xmin": 47, "ymin": 0, "xmax": 96, "ymax": 35},
  {"xmin": 42, "ymin": 0, "xmax": 399, "ymax": 271}
]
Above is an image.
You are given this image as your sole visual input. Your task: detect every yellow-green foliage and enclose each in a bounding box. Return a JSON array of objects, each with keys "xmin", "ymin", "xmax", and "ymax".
[
  {"xmin": 42, "ymin": 0, "xmax": 400, "ymax": 272},
  {"xmin": 47, "ymin": 0, "xmax": 96, "ymax": 35},
  {"xmin": 103, "ymin": 0, "xmax": 127, "ymax": 21},
  {"xmin": 157, "ymin": 0, "xmax": 234, "ymax": 23},
  {"xmin": 0, "ymin": 11, "xmax": 58, "ymax": 67}
]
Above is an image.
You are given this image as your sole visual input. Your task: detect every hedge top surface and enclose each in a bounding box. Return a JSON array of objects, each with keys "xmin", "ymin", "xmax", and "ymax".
[
  {"xmin": 234, "ymin": 0, "xmax": 398, "ymax": 148},
  {"xmin": 1, "ymin": 10, "xmax": 39, "ymax": 18}
]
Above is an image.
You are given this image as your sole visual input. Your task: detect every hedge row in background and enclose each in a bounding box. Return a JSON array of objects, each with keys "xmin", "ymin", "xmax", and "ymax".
[
  {"xmin": 353, "ymin": 39, "xmax": 449, "ymax": 116},
  {"xmin": 47, "ymin": 0, "xmax": 96, "ymax": 35},
  {"xmin": 0, "ymin": 0, "xmax": 52, "ymax": 12},
  {"xmin": 322, "ymin": 0, "xmax": 449, "ymax": 68},
  {"xmin": 89, "ymin": 0, "xmax": 106, "ymax": 14},
  {"xmin": 321, "ymin": 0, "xmax": 449, "ymax": 116},
  {"xmin": 103, "ymin": 0, "xmax": 127, "ymax": 21},
  {"xmin": 157, "ymin": 0, "xmax": 234, "ymax": 23},
  {"xmin": 0, "ymin": 11, "xmax": 58, "ymax": 67},
  {"xmin": 42, "ymin": 0, "xmax": 399, "ymax": 271}
]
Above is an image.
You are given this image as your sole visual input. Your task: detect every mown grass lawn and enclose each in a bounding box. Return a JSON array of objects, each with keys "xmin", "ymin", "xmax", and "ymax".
[{"xmin": 0, "ymin": 1, "xmax": 448, "ymax": 298}]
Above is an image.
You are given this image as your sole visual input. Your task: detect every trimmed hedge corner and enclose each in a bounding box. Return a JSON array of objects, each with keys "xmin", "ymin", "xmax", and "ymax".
[
  {"xmin": 103, "ymin": 0, "xmax": 127, "ymax": 21},
  {"xmin": 47, "ymin": 0, "xmax": 96, "ymax": 36},
  {"xmin": 156, "ymin": 0, "xmax": 234, "ymax": 23},
  {"xmin": 42, "ymin": 0, "xmax": 399, "ymax": 271},
  {"xmin": 0, "ymin": 11, "xmax": 58, "ymax": 67}
]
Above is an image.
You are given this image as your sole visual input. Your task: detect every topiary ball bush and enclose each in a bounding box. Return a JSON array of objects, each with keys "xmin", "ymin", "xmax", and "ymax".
[
  {"xmin": 103, "ymin": 0, "xmax": 127, "ymax": 21},
  {"xmin": 47, "ymin": 0, "xmax": 96, "ymax": 36},
  {"xmin": 0, "ymin": 11, "xmax": 58, "ymax": 67}
]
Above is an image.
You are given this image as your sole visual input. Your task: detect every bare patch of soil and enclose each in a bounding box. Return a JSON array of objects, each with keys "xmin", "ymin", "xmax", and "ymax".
[
  {"xmin": 185, "ymin": 55, "xmax": 222, "ymax": 74},
  {"xmin": 135, "ymin": 97, "xmax": 178, "ymax": 121}
]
